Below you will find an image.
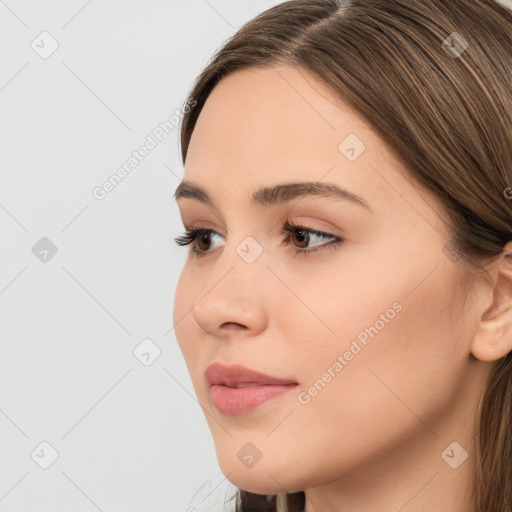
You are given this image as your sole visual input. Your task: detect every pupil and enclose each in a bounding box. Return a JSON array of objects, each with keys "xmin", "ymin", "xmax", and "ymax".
[
  {"xmin": 199, "ymin": 232, "xmax": 210, "ymax": 250},
  {"xmin": 295, "ymin": 230, "xmax": 309, "ymax": 248}
]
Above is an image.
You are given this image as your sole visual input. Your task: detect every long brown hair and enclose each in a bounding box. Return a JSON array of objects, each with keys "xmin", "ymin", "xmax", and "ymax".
[{"xmin": 178, "ymin": 1, "xmax": 512, "ymax": 510}]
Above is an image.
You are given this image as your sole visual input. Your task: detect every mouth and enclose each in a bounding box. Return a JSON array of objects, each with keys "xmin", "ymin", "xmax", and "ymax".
[
  {"xmin": 205, "ymin": 362, "xmax": 298, "ymax": 387},
  {"xmin": 205, "ymin": 362, "xmax": 298, "ymax": 415},
  {"xmin": 209, "ymin": 383, "xmax": 298, "ymax": 415},
  {"xmin": 224, "ymin": 382, "xmax": 270, "ymax": 388}
]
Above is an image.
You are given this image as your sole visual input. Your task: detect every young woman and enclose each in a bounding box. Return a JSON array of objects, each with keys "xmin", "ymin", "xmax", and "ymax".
[{"xmin": 172, "ymin": 1, "xmax": 512, "ymax": 510}]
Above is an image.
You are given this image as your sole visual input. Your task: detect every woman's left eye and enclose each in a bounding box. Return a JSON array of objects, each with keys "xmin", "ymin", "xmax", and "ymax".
[{"xmin": 173, "ymin": 221, "xmax": 344, "ymax": 257}]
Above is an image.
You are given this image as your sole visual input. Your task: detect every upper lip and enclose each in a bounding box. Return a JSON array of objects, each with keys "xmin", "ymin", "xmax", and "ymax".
[{"xmin": 205, "ymin": 362, "xmax": 298, "ymax": 388}]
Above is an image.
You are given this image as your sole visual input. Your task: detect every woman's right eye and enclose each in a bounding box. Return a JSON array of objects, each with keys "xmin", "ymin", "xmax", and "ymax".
[{"xmin": 173, "ymin": 228, "xmax": 225, "ymax": 255}]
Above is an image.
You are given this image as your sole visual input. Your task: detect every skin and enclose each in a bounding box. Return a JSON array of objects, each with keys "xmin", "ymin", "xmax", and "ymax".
[{"xmin": 173, "ymin": 65, "xmax": 512, "ymax": 512}]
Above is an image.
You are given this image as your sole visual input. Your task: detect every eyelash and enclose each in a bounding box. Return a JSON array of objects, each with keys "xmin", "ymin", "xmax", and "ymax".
[{"xmin": 173, "ymin": 221, "xmax": 344, "ymax": 257}]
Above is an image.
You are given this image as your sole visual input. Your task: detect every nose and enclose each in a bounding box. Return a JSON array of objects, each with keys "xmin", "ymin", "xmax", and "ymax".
[{"xmin": 192, "ymin": 248, "xmax": 269, "ymax": 339}]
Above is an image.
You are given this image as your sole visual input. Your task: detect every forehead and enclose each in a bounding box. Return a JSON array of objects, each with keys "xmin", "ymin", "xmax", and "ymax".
[
  {"xmin": 185, "ymin": 65, "xmax": 371, "ymax": 179},
  {"xmin": 182, "ymin": 65, "xmax": 436, "ymax": 225}
]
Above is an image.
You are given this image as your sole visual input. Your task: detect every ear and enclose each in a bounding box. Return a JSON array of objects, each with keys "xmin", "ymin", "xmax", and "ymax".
[{"xmin": 471, "ymin": 241, "xmax": 512, "ymax": 362}]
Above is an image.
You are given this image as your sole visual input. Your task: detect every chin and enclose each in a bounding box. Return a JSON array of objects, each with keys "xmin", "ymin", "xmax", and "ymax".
[
  {"xmin": 225, "ymin": 469, "xmax": 290, "ymax": 495},
  {"xmin": 217, "ymin": 451, "xmax": 306, "ymax": 495}
]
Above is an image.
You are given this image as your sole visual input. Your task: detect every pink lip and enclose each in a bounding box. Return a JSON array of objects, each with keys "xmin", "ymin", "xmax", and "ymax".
[
  {"xmin": 205, "ymin": 362, "xmax": 297, "ymax": 387},
  {"xmin": 205, "ymin": 363, "xmax": 298, "ymax": 415}
]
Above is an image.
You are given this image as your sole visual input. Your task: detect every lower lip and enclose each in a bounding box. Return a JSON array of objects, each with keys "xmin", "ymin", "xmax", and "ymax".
[{"xmin": 210, "ymin": 384, "xmax": 298, "ymax": 415}]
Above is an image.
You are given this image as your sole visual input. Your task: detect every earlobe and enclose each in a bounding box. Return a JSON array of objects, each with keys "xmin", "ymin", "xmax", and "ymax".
[
  {"xmin": 471, "ymin": 308, "xmax": 512, "ymax": 362},
  {"xmin": 471, "ymin": 245, "xmax": 512, "ymax": 362}
]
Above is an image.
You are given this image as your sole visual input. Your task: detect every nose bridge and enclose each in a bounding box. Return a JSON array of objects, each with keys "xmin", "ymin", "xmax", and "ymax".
[
  {"xmin": 212, "ymin": 222, "xmax": 268, "ymax": 284},
  {"xmin": 192, "ymin": 235, "xmax": 269, "ymax": 336}
]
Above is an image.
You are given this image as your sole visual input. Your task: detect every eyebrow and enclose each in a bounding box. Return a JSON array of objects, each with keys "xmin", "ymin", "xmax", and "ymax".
[{"xmin": 173, "ymin": 180, "xmax": 372, "ymax": 212}]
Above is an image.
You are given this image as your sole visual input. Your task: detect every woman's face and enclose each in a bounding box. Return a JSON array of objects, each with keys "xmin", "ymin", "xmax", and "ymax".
[{"xmin": 173, "ymin": 65, "xmax": 489, "ymax": 495}]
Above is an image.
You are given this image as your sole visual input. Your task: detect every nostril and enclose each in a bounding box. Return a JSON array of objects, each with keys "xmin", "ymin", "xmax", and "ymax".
[{"xmin": 221, "ymin": 322, "xmax": 247, "ymax": 330}]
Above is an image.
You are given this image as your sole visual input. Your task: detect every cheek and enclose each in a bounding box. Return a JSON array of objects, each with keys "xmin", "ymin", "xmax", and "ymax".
[
  {"xmin": 262, "ymin": 258, "xmax": 465, "ymax": 468},
  {"xmin": 173, "ymin": 267, "xmax": 203, "ymax": 369},
  {"xmin": 173, "ymin": 270, "xmax": 189, "ymax": 345}
]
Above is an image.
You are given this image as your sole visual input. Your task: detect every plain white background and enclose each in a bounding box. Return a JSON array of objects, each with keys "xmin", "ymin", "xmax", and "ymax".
[{"xmin": 1, "ymin": 1, "xmax": 511, "ymax": 511}]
